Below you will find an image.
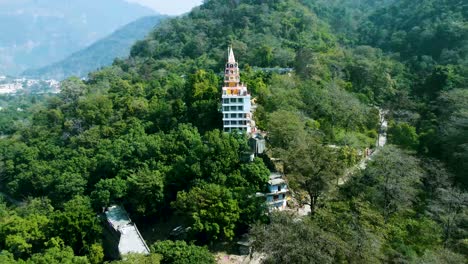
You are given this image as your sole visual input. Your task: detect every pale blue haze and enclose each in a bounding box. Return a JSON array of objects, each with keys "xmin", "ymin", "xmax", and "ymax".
[{"xmin": 127, "ymin": 0, "xmax": 203, "ymax": 15}]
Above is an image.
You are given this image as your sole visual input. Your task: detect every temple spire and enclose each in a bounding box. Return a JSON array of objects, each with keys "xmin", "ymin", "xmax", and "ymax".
[
  {"xmin": 228, "ymin": 46, "xmax": 236, "ymax": 63},
  {"xmin": 221, "ymin": 46, "xmax": 255, "ymax": 135}
]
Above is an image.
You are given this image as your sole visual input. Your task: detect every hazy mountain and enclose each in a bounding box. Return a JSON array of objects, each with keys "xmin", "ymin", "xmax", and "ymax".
[
  {"xmin": 23, "ymin": 15, "xmax": 165, "ymax": 80},
  {"xmin": 0, "ymin": 0, "xmax": 155, "ymax": 75}
]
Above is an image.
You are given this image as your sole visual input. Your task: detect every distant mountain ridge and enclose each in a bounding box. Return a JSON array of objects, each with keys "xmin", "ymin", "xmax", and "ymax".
[
  {"xmin": 23, "ymin": 15, "xmax": 165, "ymax": 80},
  {"xmin": 0, "ymin": 0, "xmax": 155, "ymax": 75}
]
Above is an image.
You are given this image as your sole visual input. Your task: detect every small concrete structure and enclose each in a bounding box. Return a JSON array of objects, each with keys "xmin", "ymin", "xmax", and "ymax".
[
  {"xmin": 265, "ymin": 172, "xmax": 289, "ymax": 211},
  {"xmin": 103, "ymin": 205, "xmax": 150, "ymax": 259},
  {"xmin": 249, "ymin": 133, "xmax": 266, "ymax": 155},
  {"xmin": 237, "ymin": 235, "xmax": 253, "ymax": 256}
]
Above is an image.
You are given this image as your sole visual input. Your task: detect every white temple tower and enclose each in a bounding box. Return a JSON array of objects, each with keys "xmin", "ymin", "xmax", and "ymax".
[{"xmin": 221, "ymin": 46, "xmax": 256, "ymax": 134}]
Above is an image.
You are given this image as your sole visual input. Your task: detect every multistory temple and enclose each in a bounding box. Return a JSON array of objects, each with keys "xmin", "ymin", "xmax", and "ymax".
[{"xmin": 221, "ymin": 46, "xmax": 256, "ymax": 134}]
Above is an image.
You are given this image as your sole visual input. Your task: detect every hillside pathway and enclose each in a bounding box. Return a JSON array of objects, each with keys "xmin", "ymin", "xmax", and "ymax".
[{"xmin": 338, "ymin": 108, "xmax": 388, "ymax": 185}]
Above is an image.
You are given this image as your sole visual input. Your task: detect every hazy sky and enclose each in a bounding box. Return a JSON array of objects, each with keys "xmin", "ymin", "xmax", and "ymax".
[{"xmin": 127, "ymin": 0, "xmax": 203, "ymax": 15}]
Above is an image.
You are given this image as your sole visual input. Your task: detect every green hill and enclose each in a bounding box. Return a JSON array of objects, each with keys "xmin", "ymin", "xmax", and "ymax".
[
  {"xmin": 23, "ymin": 16, "xmax": 165, "ymax": 80},
  {"xmin": 359, "ymin": 0, "xmax": 468, "ymax": 63},
  {"xmin": 0, "ymin": 0, "xmax": 466, "ymax": 263}
]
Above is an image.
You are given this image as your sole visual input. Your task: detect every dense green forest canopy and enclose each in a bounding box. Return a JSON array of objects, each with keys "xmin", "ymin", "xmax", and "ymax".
[{"xmin": 0, "ymin": 0, "xmax": 466, "ymax": 263}]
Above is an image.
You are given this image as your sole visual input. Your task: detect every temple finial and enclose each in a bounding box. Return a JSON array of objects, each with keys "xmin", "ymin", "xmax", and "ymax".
[{"xmin": 228, "ymin": 45, "xmax": 236, "ymax": 63}]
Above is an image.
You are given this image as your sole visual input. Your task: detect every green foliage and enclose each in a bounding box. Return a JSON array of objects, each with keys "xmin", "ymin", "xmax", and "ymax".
[
  {"xmin": 26, "ymin": 246, "xmax": 89, "ymax": 264},
  {"xmin": 359, "ymin": 0, "xmax": 467, "ymax": 65},
  {"xmin": 111, "ymin": 253, "xmax": 162, "ymax": 264},
  {"xmin": 262, "ymin": 73, "xmax": 379, "ymax": 146},
  {"xmin": 0, "ymin": 0, "xmax": 466, "ymax": 262},
  {"xmin": 0, "ymin": 198, "xmax": 102, "ymax": 262},
  {"xmin": 388, "ymin": 122, "xmax": 419, "ymax": 150},
  {"xmin": 314, "ymin": 199, "xmax": 386, "ymax": 263},
  {"xmin": 352, "ymin": 146, "xmax": 423, "ymax": 221},
  {"xmin": 338, "ymin": 146, "xmax": 359, "ymax": 166},
  {"xmin": 267, "ymin": 110, "xmax": 306, "ymax": 150},
  {"xmin": 284, "ymin": 139, "xmax": 344, "ymax": 212},
  {"xmin": 0, "ymin": 242, "xmax": 90, "ymax": 264},
  {"xmin": 2, "ymin": 214, "xmax": 49, "ymax": 258},
  {"xmin": 239, "ymin": 157, "xmax": 270, "ymax": 191},
  {"xmin": 414, "ymin": 248, "xmax": 466, "ymax": 264},
  {"xmin": 344, "ymin": 46, "xmax": 409, "ymax": 104},
  {"xmin": 0, "ymin": 94, "xmax": 49, "ymax": 135},
  {"xmin": 302, "ymin": 0, "xmax": 396, "ymax": 40},
  {"xmin": 185, "ymin": 70, "xmax": 222, "ymax": 132},
  {"xmin": 130, "ymin": 0, "xmax": 335, "ymax": 70},
  {"xmin": 87, "ymin": 244, "xmax": 104, "ymax": 264},
  {"xmin": 172, "ymin": 184, "xmax": 240, "ymax": 241},
  {"xmin": 0, "ymin": 250, "xmax": 17, "ymax": 264},
  {"xmin": 151, "ymin": 240, "xmax": 215, "ymax": 264},
  {"xmin": 50, "ymin": 196, "xmax": 102, "ymax": 254},
  {"xmin": 385, "ymin": 216, "xmax": 443, "ymax": 258},
  {"xmin": 436, "ymin": 89, "xmax": 468, "ymax": 185},
  {"xmin": 127, "ymin": 166, "xmax": 165, "ymax": 216},
  {"xmin": 251, "ymin": 212, "xmax": 348, "ymax": 264},
  {"xmin": 427, "ymin": 187, "xmax": 468, "ymax": 247},
  {"xmin": 90, "ymin": 177, "xmax": 128, "ymax": 209},
  {"xmin": 200, "ymin": 130, "xmax": 243, "ymax": 185}
]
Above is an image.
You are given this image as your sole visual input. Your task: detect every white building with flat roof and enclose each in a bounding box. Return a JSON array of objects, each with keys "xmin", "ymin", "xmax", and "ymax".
[
  {"xmin": 103, "ymin": 205, "xmax": 150, "ymax": 259},
  {"xmin": 266, "ymin": 172, "xmax": 289, "ymax": 211}
]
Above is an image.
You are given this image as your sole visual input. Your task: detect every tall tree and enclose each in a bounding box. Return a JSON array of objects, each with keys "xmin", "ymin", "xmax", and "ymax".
[
  {"xmin": 127, "ymin": 166, "xmax": 165, "ymax": 216},
  {"xmin": 172, "ymin": 184, "xmax": 240, "ymax": 242},
  {"xmin": 251, "ymin": 212, "xmax": 346, "ymax": 264},
  {"xmin": 314, "ymin": 199, "xmax": 386, "ymax": 263},
  {"xmin": 151, "ymin": 240, "xmax": 215, "ymax": 264},
  {"xmin": 185, "ymin": 70, "xmax": 221, "ymax": 132},
  {"xmin": 284, "ymin": 138, "xmax": 343, "ymax": 214},
  {"xmin": 427, "ymin": 187, "xmax": 468, "ymax": 247},
  {"xmin": 359, "ymin": 146, "xmax": 422, "ymax": 222},
  {"xmin": 50, "ymin": 196, "xmax": 102, "ymax": 255}
]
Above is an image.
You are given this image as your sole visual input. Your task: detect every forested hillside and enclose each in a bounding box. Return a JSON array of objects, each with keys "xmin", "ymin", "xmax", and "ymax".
[
  {"xmin": 0, "ymin": 0, "xmax": 466, "ymax": 263},
  {"xmin": 0, "ymin": 0, "xmax": 155, "ymax": 75},
  {"xmin": 360, "ymin": 0, "xmax": 467, "ymax": 64},
  {"xmin": 23, "ymin": 16, "xmax": 166, "ymax": 80},
  {"xmin": 302, "ymin": 0, "xmax": 397, "ymax": 40},
  {"xmin": 357, "ymin": 0, "xmax": 468, "ymax": 186}
]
